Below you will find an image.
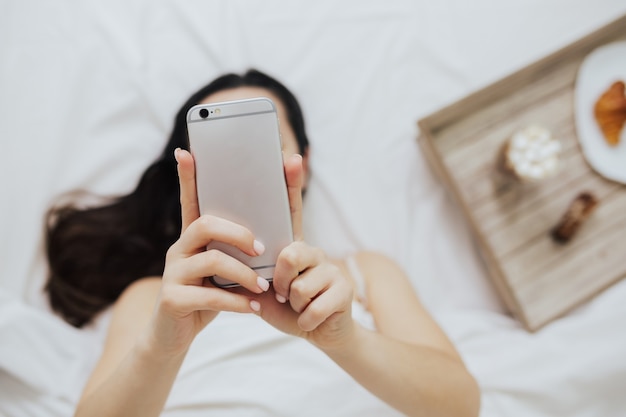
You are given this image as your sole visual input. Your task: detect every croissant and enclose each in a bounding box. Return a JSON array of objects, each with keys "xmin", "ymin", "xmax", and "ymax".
[{"xmin": 594, "ymin": 80, "xmax": 626, "ymax": 146}]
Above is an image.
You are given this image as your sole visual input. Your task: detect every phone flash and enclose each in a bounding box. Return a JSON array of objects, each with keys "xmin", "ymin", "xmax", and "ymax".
[{"xmin": 215, "ymin": 108, "xmax": 221, "ymax": 115}]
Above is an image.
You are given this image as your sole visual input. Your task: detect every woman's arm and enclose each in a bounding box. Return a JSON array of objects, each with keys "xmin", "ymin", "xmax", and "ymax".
[
  {"xmin": 322, "ymin": 325, "xmax": 480, "ymax": 417},
  {"xmin": 75, "ymin": 221, "xmax": 265, "ymax": 417},
  {"xmin": 351, "ymin": 251, "xmax": 462, "ymax": 360},
  {"xmin": 76, "ymin": 278, "xmax": 186, "ymax": 417},
  {"xmin": 257, "ymin": 246, "xmax": 479, "ymax": 417},
  {"xmin": 74, "ymin": 149, "xmax": 275, "ymax": 417},
  {"xmin": 333, "ymin": 252, "xmax": 480, "ymax": 417}
]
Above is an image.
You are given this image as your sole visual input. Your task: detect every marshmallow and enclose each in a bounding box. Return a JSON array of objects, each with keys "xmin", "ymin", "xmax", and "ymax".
[{"xmin": 502, "ymin": 125, "xmax": 562, "ymax": 182}]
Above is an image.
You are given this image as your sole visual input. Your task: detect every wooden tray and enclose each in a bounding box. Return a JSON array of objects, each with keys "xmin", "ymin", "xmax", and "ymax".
[{"xmin": 417, "ymin": 14, "xmax": 626, "ymax": 331}]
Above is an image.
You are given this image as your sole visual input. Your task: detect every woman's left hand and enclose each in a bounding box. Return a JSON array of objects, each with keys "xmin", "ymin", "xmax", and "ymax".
[
  {"xmin": 255, "ymin": 242, "xmax": 355, "ymax": 350},
  {"xmin": 254, "ymin": 153, "xmax": 355, "ymax": 350}
]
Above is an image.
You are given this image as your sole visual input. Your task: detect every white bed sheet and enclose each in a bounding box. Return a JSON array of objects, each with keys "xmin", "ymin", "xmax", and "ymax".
[{"xmin": 2, "ymin": 1, "xmax": 626, "ymax": 416}]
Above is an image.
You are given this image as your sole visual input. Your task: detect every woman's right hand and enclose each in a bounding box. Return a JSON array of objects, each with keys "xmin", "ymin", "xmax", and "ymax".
[{"xmin": 144, "ymin": 148, "xmax": 270, "ymax": 357}]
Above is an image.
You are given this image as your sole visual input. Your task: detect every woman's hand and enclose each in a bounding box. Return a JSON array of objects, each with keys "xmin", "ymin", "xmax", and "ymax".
[
  {"xmin": 257, "ymin": 242, "xmax": 356, "ymax": 351},
  {"xmin": 254, "ymin": 153, "xmax": 356, "ymax": 351},
  {"xmin": 145, "ymin": 149, "xmax": 269, "ymax": 357}
]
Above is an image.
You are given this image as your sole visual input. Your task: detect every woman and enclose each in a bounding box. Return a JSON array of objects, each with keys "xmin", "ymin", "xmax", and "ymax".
[{"xmin": 46, "ymin": 70, "xmax": 480, "ymax": 417}]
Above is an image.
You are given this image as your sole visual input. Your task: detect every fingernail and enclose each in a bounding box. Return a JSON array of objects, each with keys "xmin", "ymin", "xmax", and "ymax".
[
  {"xmin": 256, "ymin": 276, "xmax": 270, "ymax": 292},
  {"xmin": 292, "ymin": 153, "xmax": 302, "ymax": 162},
  {"xmin": 276, "ymin": 293, "xmax": 287, "ymax": 304},
  {"xmin": 174, "ymin": 148, "xmax": 181, "ymax": 163},
  {"xmin": 253, "ymin": 240, "xmax": 265, "ymax": 256},
  {"xmin": 250, "ymin": 300, "xmax": 261, "ymax": 312}
]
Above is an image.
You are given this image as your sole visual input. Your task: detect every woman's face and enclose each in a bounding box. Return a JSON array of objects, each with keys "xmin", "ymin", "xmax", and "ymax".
[{"xmin": 200, "ymin": 86, "xmax": 302, "ymax": 159}]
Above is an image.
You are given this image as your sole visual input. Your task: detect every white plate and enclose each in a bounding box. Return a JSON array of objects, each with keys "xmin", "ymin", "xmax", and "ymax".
[{"xmin": 575, "ymin": 41, "xmax": 626, "ymax": 184}]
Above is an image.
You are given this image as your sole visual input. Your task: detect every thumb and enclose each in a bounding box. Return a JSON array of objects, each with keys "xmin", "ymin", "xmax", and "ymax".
[{"xmin": 284, "ymin": 153, "xmax": 304, "ymax": 240}]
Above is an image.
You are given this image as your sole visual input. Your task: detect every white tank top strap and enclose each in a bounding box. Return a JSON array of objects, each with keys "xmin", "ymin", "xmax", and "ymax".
[{"xmin": 345, "ymin": 255, "xmax": 369, "ymax": 311}]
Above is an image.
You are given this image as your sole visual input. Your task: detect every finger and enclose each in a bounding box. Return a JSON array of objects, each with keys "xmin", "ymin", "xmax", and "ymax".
[
  {"xmin": 284, "ymin": 153, "xmax": 304, "ymax": 241},
  {"xmin": 175, "ymin": 148, "xmax": 200, "ymax": 233},
  {"xmin": 160, "ymin": 283, "xmax": 256, "ymax": 316},
  {"xmin": 287, "ymin": 263, "xmax": 338, "ymax": 313},
  {"xmin": 272, "ymin": 241, "xmax": 324, "ymax": 303},
  {"xmin": 172, "ymin": 215, "xmax": 261, "ymax": 258},
  {"xmin": 175, "ymin": 249, "xmax": 270, "ymax": 294},
  {"xmin": 297, "ymin": 280, "xmax": 352, "ymax": 332},
  {"xmin": 255, "ymin": 289, "xmax": 303, "ymax": 334}
]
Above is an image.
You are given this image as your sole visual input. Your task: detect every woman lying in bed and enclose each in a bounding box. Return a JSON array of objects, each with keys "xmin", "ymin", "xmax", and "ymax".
[{"xmin": 45, "ymin": 70, "xmax": 480, "ymax": 417}]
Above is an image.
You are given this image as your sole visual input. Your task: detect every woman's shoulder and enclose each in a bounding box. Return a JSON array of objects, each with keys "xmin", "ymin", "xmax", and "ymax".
[
  {"xmin": 109, "ymin": 277, "xmax": 161, "ymax": 327},
  {"xmin": 117, "ymin": 277, "xmax": 162, "ymax": 304},
  {"xmin": 347, "ymin": 251, "xmax": 414, "ymax": 297},
  {"xmin": 100, "ymin": 277, "xmax": 161, "ymax": 354},
  {"xmin": 349, "ymin": 251, "xmax": 405, "ymax": 276},
  {"xmin": 118, "ymin": 277, "xmax": 161, "ymax": 301}
]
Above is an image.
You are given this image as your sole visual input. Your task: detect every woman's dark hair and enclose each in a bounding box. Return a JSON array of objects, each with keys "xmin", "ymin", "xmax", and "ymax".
[{"xmin": 45, "ymin": 69, "xmax": 309, "ymax": 327}]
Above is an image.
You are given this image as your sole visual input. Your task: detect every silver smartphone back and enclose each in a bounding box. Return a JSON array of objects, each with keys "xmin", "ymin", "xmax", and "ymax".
[{"xmin": 186, "ymin": 97, "xmax": 293, "ymax": 287}]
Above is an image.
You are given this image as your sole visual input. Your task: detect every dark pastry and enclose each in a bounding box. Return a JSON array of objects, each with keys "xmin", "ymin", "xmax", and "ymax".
[{"xmin": 551, "ymin": 192, "xmax": 599, "ymax": 244}]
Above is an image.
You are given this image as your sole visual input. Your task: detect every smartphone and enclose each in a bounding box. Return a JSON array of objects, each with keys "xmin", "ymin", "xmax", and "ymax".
[{"xmin": 186, "ymin": 97, "xmax": 293, "ymax": 288}]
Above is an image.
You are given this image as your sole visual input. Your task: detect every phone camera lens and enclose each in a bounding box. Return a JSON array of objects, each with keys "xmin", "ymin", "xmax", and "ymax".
[{"xmin": 199, "ymin": 108, "xmax": 209, "ymax": 119}]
